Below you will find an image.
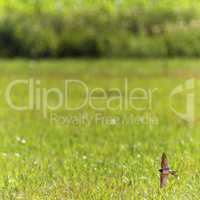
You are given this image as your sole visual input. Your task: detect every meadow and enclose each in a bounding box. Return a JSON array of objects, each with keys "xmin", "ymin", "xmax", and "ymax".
[{"xmin": 0, "ymin": 59, "xmax": 199, "ymax": 199}]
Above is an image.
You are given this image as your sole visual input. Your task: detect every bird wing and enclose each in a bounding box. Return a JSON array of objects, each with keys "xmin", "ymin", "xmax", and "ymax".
[
  {"xmin": 160, "ymin": 173, "xmax": 168, "ymax": 188},
  {"xmin": 161, "ymin": 153, "xmax": 169, "ymax": 169}
]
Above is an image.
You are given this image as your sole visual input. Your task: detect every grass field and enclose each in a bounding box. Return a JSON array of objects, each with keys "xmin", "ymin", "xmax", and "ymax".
[{"xmin": 0, "ymin": 59, "xmax": 200, "ymax": 199}]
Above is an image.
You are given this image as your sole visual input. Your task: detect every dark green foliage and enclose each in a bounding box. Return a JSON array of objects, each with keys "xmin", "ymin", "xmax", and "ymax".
[{"xmin": 0, "ymin": 6, "xmax": 199, "ymax": 57}]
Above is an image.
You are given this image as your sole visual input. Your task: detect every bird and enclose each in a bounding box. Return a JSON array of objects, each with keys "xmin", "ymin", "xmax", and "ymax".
[{"xmin": 159, "ymin": 153, "xmax": 177, "ymax": 188}]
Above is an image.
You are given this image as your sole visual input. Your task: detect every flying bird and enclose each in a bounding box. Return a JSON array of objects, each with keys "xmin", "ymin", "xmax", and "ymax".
[{"xmin": 159, "ymin": 153, "xmax": 177, "ymax": 188}]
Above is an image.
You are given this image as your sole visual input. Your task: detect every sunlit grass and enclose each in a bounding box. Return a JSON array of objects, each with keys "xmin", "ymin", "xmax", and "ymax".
[{"xmin": 0, "ymin": 59, "xmax": 200, "ymax": 199}]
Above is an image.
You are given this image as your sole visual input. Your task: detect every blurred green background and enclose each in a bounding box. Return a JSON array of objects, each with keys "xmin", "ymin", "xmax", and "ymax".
[
  {"xmin": 0, "ymin": 0, "xmax": 200, "ymax": 58},
  {"xmin": 1, "ymin": 1, "xmax": 200, "ymax": 199}
]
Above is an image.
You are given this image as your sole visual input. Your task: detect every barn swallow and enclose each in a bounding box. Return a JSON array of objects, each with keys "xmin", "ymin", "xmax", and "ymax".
[{"xmin": 159, "ymin": 153, "xmax": 177, "ymax": 188}]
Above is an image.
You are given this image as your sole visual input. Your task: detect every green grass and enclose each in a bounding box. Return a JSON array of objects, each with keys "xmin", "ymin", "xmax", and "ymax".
[{"xmin": 0, "ymin": 59, "xmax": 200, "ymax": 199}]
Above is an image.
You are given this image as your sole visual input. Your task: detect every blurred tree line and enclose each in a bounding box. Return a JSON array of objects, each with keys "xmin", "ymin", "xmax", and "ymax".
[{"xmin": 0, "ymin": 0, "xmax": 200, "ymax": 58}]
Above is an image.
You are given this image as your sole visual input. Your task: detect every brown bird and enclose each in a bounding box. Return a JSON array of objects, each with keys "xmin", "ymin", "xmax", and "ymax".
[{"xmin": 159, "ymin": 153, "xmax": 177, "ymax": 188}]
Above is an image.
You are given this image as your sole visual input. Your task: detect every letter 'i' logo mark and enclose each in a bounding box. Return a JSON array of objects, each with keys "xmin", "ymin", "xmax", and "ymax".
[{"xmin": 170, "ymin": 79, "xmax": 194, "ymax": 125}]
